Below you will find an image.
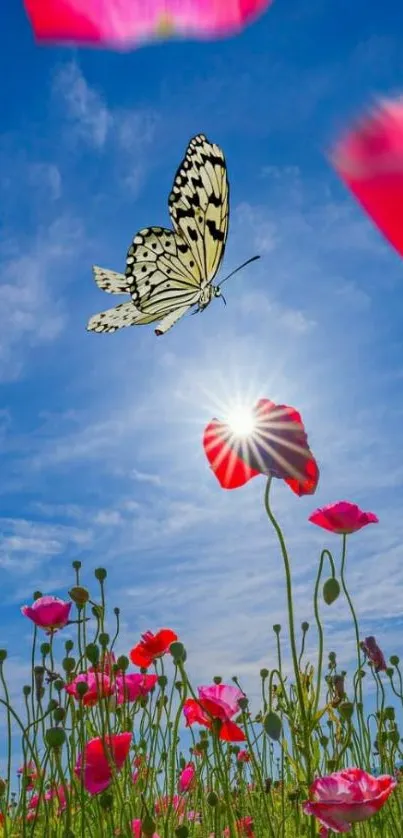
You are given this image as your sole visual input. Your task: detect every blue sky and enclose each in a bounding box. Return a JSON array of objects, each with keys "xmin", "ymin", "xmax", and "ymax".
[{"xmin": 1, "ymin": 0, "xmax": 403, "ymax": 755}]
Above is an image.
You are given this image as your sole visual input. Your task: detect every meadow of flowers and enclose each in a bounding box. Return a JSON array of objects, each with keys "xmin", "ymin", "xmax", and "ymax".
[{"xmin": 0, "ymin": 399, "xmax": 402, "ymax": 837}]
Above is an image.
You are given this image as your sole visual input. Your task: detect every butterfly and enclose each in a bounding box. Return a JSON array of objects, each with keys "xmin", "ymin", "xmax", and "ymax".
[{"xmin": 86, "ymin": 133, "xmax": 259, "ymax": 336}]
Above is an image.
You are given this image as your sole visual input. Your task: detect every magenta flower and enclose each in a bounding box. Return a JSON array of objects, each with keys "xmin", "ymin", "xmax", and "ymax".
[
  {"xmin": 303, "ymin": 768, "xmax": 396, "ymax": 833},
  {"xmin": 65, "ymin": 672, "xmax": 114, "ymax": 706},
  {"xmin": 178, "ymin": 762, "xmax": 196, "ymax": 793},
  {"xmin": 116, "ymin": 673, "xmax": 158, "ymax": 704},
  {"xmin": 309, "ymin": 502, "xmax": 378, "ymax": 535},
  {"xmin": 24, "ymin": 0, "xmax": 272, "ymax": 49},
  {"xmin": 361, "ymin": 637, "xmax": 387, "ymax": 673},
  {"xmin": 21, "ymin": 595, "xmax": 72, "ymax": 633}
]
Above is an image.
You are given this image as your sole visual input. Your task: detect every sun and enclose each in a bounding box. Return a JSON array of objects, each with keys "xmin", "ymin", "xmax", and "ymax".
[{"xmin": 225, "ymin": 404, "xmax": 256, "ymax": 438}]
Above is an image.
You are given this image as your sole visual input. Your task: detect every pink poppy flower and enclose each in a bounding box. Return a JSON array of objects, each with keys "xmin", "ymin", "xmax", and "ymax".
[
  {"xmin": 75, "ymin": 733, "xmax": 132, "ymax": 795},
  {"xmin": 21, "ymin": 596, "xmax": 72, "ymax": 633},
  {"xmin": 129, "ymin": 628, "xmax": 178, "ymax": 668},
  {"xmin": 178, "ymin": 762, "xmax": 196, "ymax": 793},
  {"xmin": 44, "ymin": 784, "xmax": 69, "ymax": 812},
  {"xmin": 237, "ymin": 750, "xmax": 251, "ymax": 763},
  {"xmin": 89, "ymin": 651, "xmax": 117, "ymax": 677},
  {"xmin": 131, "ymin": 820, "xmax": 160, "ymax": 838},
  {"xmin": 309, "ymin": 502, "xmax": 378, "ymax": 535},
  {"xmin": 24, "ymin": 0, "xmax": 271, "ymax": 49},
  {"xmin": 183, "ymin": 684, "xmax": 246, "ymax": 742},
  {"xmin": 330, "ymin": 97, "xmax": 403, "ymax": 259},
  {"xmin": 360, "ymin": 637, "xmax": 387, "ymax": 673},
  {"xmin": 65, "ymin": 672, "xmax": 114, "ymax": 706},
  {"xmin": 17, "ymin": 761, "xmax": 40, "ymax": 790},
  {"xmin": 116, "ymin": 673, "xmax": 158, "ymax": 704},
  {"xmin": 303, "ymin": 768, "xmax": 397, "ymax": 833},
  {"xmin": 203, "ymin": 399, "xmax": 319, "ymax": 496}
]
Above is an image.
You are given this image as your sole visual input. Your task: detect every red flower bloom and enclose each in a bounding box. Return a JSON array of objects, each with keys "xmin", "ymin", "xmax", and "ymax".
[
  {"xmin": 75, "ymin": 733, "xmax": 132, "ymax": 795},
  {"xmin": 129, "ymin": 629, "xmax": 178, "ymax": 668},
  {"xmin": 360, "ymin": 637, "xmax": 387, "ymax": 673},
  {"xmin": 183, "ymin": 684, "xmax": 246, "ymax": 742},
  {"xmin": 330, "ymin": 98, "xmax": 403, "ymax": 259},
  {"xmin": 203, "ymin": 399, "xmax": 319, "ymax": 495},
  {"xmin": 309, "ymin": 502, "xmax": 378, "ymax": 534}
]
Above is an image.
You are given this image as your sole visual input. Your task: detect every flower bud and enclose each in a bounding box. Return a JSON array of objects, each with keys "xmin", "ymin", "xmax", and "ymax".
[
  {"xmin": 62, "ymin": 657, "xmax": 76, "ymax": 673},
  {"xmin": 213, "ymin": 675, "xmax": 222, "ymax": 684},
  {"xmin": 65, "ymin": 640, "xmax": 74, "ymax": 653},
  {"xmin": 386, "ymin": 667, "xmax": 395, "ymax": 678},
  {"xmin": 158, "ymin": 675, "xmax": 168, "ymax": 689},
  {"xmin": 23, "ymin": 685, "xmax": 31, "ymax": 696},
  {"xmin": 45, "ymin": 727, "xmax": 66, "ymax": 749},
  {"xmin": 91, "ymin": 605, "xmax": 104, "ymax": 620},
  {"xmin": 94, "ymin": 568, "xmax": 107, "ymax": 582},
  {"xmin": 76, "ymin": 681, "xmax": 89, "ymax": 699},
  {"xmin": 0, "ymin": 650, "xmax": 7, "ymax": 663},
  {"xmin": 0, "ymin": 779, "xmax": 6, "ymax": 796},
  {"xmin": 238, "ymin": 697, "xmax": 249, "ymax": 711},
  {"xmin": 85, "ymin": 643, "xmax": 100, "ymax": 666},
  {"xmin": 175, "ymin": 828, "xmax": 189, "ymax": 838},
  {"xmin": 260, "ymin": 668, "xmax": 269, "ymax": 679},
  {"xmin": 338, "ymin": 701, "xmax": 354, "ymax": 721},
  {"xmin": 327, "ymin": 759, "xmax": 337, "ymax": 771},
  {"xmin": 385, "ymin": 706, "xmax": 396, "ymax": 721},
  {"xmin": 170, "ymin": 642, "xmax": 186, "ymax": 663},
  {"xmin": 263, "ymin": 711, "xmax": 282, "ymax": 741},
  {"xmin": 40, "ymin": 643, "xmax": 51, "ymax": 656},
  {"xmin": 116, "ymin": 655, "xmax": 130, "ymax": 672},
  {"xmin": 142, "ymin": 814, "xmax": 157, "ymax": 836},
  {"xmin": 99, "ymin": 633, "xmax": 110, "ymax": 648},
  {"xmin": 273, "ymin": 624, "xmax": 281, "ymax": 635},
  {"xmin": 72, "ymin": 561, "xmax": 82, "ymax": 571},
  {"xmin": 47, "ymin": 699, "xmax": 59, "ymax": 712},
  {"xmin": 114, "ymin": 607, "xmax": 120, "ymax": 616},
  {"xmin": 323, "ymin": 578, "xmax": 340, "ymax": 605},
  {"xmin": 69, "ymin": 586, "xmax": 90, "ymax": 606},
  {"xmin": 53, "ymin": 707, "xmax": 66, "ymax": 723},
  {"xmin": 99, "ymin": 791, "xmax": 113, "ymax": 810},
  {"xmin": 33, "ymin": 591, "xmax": 43, "ymax": 600},
  {"xmin": 390, "ymin": 655, "xmax": 400, "ymax": 666},
  {"xmin": 54, "ymin": 679, "xmax": 65, "ymax": 692},
  {"xmin": 207, "ymin": 790, "xmax": 219, "ymax": 806},
  {"xmin": 301, "ymin": 621, "xmax": 309, "ymax": 632}
]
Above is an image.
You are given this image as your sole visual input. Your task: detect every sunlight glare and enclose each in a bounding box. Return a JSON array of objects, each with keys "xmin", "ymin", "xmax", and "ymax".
[{"xmin": 226, "ymin": 405, "xmax": 256, "ymax": 438}]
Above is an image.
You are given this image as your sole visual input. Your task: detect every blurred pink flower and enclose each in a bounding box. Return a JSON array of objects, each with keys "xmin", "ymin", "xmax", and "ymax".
[
  {"xmin": 131, "ymin": 820, "xmax": 160, "ymax": 838},
  {"xmin": 24, "ymin": 0, "xmax": 272, "ymax": 49},
  {"xmin": 309, "ymin": 502, "xmax": 378, "ymax": 535},
  {"xmin": 89, "ymin": 651, "xmax": 117, "ymax": 677},
  {"xmin": 44, "ymin": 784, "xmax": 69, "ymax": 812},
  {"xmin": 303, "ymin": 768, "xmax": 396, "ymax": 833},
  {"xmin": 75, "ymin": 733, "xmax": 132, "ymax": 795},
  {"xmin": 17, "ymin": 761, "xmax": 40, "ymax": 790},
  {"xmin": 360, "ymin": 637, "xmax": 387, "ymax": 673},
  {"xmin": 116, "ymin": 673, "xmax": 158, "ymax": 704},
  {"xmin": 154, "ymin": 795, "xmax": 185, "ymax": 816},
  {"xmin": 224, "ymin": 816, "xmax": 255, "ymax": 836},
  {"xmin": 183, "ymin": 684, "xmax": 246, "ymax": 742},
  {"xmin": 178, "ymin": 762, "xmax": 196, "ymax": 793},
  {"xmin": 21, "ymin": 596, "xmax": 72, "ymax": 633},
  {"xmin": 237, "ymin": 750, "xmax": 251, "ymax": 763},
  {"xmin": 330, "ymin": 97, "xmax": 403, "ymax": 259},
  {"xmin": 65, "ymin": 672, "xmax": 114, "ymax": 706}
]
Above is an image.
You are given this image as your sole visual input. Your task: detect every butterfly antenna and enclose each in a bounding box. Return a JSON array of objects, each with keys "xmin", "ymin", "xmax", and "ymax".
[
  {"xmin": 217, "ymin": 255, "xmax": 261, "ymax": 288},
  {"xmin": 221, "ymin": 294, "xmax": 227, "ymax": 306}
]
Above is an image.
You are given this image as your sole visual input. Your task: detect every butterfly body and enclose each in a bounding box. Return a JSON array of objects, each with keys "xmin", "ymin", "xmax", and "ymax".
[{"xmin": 87, "ymin": 133, "xmax": 229, "ymax": 336}]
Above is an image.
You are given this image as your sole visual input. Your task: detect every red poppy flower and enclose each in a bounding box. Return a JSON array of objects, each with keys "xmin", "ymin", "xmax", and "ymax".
[
  {"xmin": 203, "ymin": 399, "xmax": 319, "ymax": 495},
  {"xmin": 75, "ymin": 733, "xmax": 132, "ymax": 795},
  {"xmin": 183, "ymin": 684, "xmax": 246, "ymax": 742},
  {"xmin": 330, "ymin": 97, "xmax": 403, "ymax": 259},
  {"xmin": 309, "ymin": 502, "xmax": 378, "ymax": 534},
  {"xmin": 129, "ymin": 629, "xmax": 178, "ymax": 669}
]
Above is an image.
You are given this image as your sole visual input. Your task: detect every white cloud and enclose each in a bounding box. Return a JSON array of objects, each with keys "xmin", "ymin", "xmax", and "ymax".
[{"xmin": 52, "ymin": 62, "xmax": 111, "ymax": 149}]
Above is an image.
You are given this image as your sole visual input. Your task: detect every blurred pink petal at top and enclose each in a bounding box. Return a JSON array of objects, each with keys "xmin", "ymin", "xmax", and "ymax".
[
  {"xmin": 24, "ymin": 0, "xmax": 272, "ymax": 49},
  {"xmin": 330, "ymin": 97, "xmax": 403, "ymax": 258}
]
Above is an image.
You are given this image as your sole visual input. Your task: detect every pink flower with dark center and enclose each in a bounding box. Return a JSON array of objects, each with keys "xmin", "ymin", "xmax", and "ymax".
[
  {"xmin": 303, "ymin": 768, "xmax": 396, "ymax": 833},
  {"xmin": 75, "ymin": 733, "xmax": 132, "ymax": 795},
  {"xmin": 21, "ymin": 596, "xmax": 72, "ymax": 633},
  {"xmin": 183, "ymin": 684, "xmax": 246, "ymax": 742},
  {"xmin": 116, "ymin": 673, "xmax": 158, "ymax": 704},
  {"xmin": 309, "ymin": 502, "xmax": 378, "ymax": 535},
  {"xmin": 65, "ymin": 672, "xmax": 114, "ymax": 706},
  {"xmin": 24, "ymin": 0, "xmax": 272, "ymax": 49},
  {"xmin": 360, "ymin": 637, "xmax": 387, "ymax": 673}
]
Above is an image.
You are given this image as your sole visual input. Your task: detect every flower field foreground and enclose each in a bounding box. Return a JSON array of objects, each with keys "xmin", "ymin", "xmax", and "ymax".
[{"xmin": 0, "ymin": 400, "xmax": 402, "ymax": 837}]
